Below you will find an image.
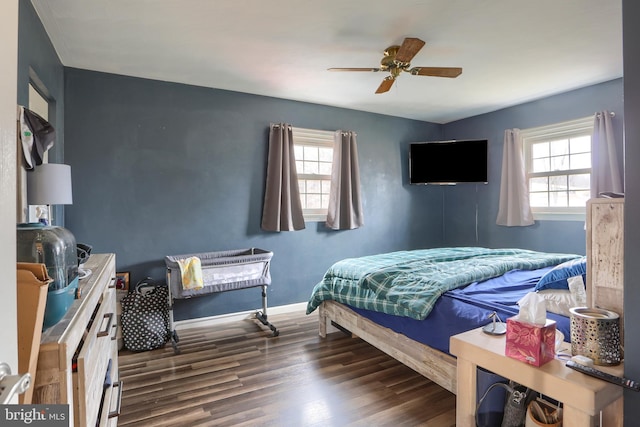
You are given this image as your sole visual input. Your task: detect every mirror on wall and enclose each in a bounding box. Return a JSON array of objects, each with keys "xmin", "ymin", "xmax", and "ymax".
[{"xmin": 18, "ymin": 82, "xmax": 51, "ymax": 224}]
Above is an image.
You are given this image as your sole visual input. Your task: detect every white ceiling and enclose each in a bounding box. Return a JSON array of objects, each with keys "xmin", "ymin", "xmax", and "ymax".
[{"xmin": 31, "ymin": 0, "xmax": 622, "ymax": 124}]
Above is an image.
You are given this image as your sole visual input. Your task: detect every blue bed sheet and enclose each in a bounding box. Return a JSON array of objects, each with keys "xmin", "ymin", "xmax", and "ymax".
[{"xmin": 347, "ymin": 266, "xmax": 571, "ymax": 355}]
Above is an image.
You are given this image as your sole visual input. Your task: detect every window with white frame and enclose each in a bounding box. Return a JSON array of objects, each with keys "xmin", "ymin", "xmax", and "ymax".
[
  {"xmin": 292, "ymin": 127, "xmax": 335, "ymax": 222},
  {"xmin": 522, "ymin": 116, "xmax": 593, "ymax": 220}
]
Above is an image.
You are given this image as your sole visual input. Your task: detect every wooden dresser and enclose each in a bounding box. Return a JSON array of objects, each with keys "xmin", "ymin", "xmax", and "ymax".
[{"xmin": 32, "ymin": 253, "xmax": 122, "ymax": 427}]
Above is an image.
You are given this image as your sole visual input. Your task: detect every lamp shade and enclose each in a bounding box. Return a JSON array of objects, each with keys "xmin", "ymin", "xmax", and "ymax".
[{"xmin": 27, "ymin": 163, "xmax": 73, "ymax": 205}]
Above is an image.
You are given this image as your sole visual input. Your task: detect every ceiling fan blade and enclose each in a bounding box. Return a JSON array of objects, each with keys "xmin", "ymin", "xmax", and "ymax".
[
  {"xmin": 409, "ymin": 67, "xmax": 463, "ymax": 78},
  {"xmin": 375, "ymin": 77, "xmax": 395, "ymax": 94},
  {"xmin": 328, "ymin": 67, "xmax": 382, "ymax": 72},
  {"xmin": 395, "ymin": 38, "xmax": 426, "ymax": 63}
]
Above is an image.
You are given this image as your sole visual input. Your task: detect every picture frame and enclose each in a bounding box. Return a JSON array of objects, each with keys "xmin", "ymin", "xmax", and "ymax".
[{"xmin": 115, "ymin": 271, "xmax": 130, "ymax": 291}]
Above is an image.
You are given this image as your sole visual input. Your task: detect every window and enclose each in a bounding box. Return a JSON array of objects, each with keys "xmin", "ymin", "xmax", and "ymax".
[
  {"xmin": 292, "ymin": 127, "xmax": 334, "ymax": 222},
  {"xmin": 523, "ymin": 116, "xmax": 593, "ymax": 220}
]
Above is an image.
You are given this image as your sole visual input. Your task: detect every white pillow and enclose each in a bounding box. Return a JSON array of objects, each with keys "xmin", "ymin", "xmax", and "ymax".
[
  {"xmin": 537, "ymin": 289, "xmax": 574, "ymax": 317},
  {"xmin": 537, "ymin": 275, "xmax": 586, "ymax": 317}
]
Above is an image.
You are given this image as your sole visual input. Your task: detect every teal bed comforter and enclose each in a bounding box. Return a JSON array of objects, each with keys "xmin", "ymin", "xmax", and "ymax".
[{"xmin": 306, "ymin": 247, "xmax": 580, "ymax": 320}]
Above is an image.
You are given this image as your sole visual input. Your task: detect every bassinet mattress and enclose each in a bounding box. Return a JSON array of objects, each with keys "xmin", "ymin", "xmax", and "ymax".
[
  {"xmin": 165, "ymin": 248, "xmax": 272, "ymax": 299},
  {"xmin": 346, "ymin": 266, "xmax": 571, "ymax": 354}
]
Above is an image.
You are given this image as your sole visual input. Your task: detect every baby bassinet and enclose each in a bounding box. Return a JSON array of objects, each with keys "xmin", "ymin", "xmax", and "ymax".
[{"xmin": 165, "ymin": 248, "xmax": 278, "ymax": 349}]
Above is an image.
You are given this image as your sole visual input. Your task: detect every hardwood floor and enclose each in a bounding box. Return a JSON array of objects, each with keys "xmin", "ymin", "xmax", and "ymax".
[{"xmin": 117, "ymin": 310, "xmax": 456, "ymax": 427}]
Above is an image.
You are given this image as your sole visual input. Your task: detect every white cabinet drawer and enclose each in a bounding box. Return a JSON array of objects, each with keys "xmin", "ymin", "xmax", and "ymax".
[{"xmin": 73, "ymin": 287, "xmax": 116, "ymax": 427}]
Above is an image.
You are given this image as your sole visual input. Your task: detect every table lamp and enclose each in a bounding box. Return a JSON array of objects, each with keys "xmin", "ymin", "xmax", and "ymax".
[{"xmin": 27, "ymin": 163, "xmax": 73, "ymax": 225}]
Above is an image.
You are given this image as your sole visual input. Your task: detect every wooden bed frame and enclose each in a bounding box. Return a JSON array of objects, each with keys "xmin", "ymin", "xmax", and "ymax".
[
  {"xmin": 317, "ymin": 200, "xmax": 624, "ymax": 398},
  {"xmin": 318, "ymin": 299, "xmax": 457, "ymax": 394}
]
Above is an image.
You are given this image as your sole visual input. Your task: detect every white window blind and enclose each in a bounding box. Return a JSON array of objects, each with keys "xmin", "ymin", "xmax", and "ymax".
[{"xmin": 292, "ymin": 127, "xmax": 335, "ymax": 222}]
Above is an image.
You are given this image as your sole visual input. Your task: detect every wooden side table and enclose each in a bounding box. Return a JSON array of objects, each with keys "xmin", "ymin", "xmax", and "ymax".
[{"xmin": 450, "ymin": 327, "xmax": 623, "ymax": 427}]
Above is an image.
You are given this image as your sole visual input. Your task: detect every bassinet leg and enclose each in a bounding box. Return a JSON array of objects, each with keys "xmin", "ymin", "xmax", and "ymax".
[
  {"xmin": 167, "ymin": 268, "xmax": 180, "ymax": 354},
  {"xmin": 256, "ymin": 285, "xmax": 279, "ymax": 337}
]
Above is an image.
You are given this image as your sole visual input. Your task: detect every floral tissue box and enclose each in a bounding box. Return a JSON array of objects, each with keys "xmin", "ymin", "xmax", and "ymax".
[{"xmin": 505, "ymin": 317, "xmax": 556, "ymax": 367}]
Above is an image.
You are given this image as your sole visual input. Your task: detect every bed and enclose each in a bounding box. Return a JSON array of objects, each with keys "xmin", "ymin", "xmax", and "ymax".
[{"xmin": 306, "ymin": 247, "xmax": 586, "ymax": 394}]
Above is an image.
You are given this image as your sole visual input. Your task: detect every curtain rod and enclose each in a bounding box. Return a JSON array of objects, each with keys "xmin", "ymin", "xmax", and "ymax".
[
  {"xmin": 596, "ymin": 111, "xmax": 615, "ymax": 118},
  {"xmin": 270, "ymin": 123, "xmax": 291, "ymax": 128}
]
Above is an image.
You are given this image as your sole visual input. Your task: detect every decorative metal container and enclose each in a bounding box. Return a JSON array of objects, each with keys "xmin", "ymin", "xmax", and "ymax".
[{"xmin": 570, "ymin": 307, "xmax": 621, "ymax": 366}]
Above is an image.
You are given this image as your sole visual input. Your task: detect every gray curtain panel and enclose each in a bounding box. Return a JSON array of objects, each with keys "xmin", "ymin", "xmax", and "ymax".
[
  {"xmin": 591, "ymin": 111, "xmax": 623, "ymax": 197},
  {"xmin": 496, "ymin": 128, "xmax": 534, "ymax": 227},
  {"xmin": 326, "ymin": 130, "xmax": 364, "ymax": 230},
  {"xmin": 261, "ymin": 123, "xmax": 305, "ymax": 231}
]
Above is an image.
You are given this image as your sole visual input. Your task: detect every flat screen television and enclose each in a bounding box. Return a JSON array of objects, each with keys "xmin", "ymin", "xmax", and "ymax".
[{"xmin": 409, "ymin": 139, "xmax": 488, "ymax": 185}]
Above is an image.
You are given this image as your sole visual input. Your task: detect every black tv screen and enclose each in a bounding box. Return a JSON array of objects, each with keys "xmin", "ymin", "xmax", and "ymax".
[{"xmin": 409, "ymin": 139, "xmax": 488, "ymax": 184}]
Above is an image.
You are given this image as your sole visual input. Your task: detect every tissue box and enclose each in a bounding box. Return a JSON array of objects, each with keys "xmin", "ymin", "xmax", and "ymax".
[{"xmin": 505, "ymin": 317, "xmax": 556, "ymax": 367}]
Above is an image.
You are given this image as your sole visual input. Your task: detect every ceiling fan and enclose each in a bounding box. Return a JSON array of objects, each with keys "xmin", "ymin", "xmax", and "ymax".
[{"xmin": 328, "ymin": 37, "xmax": 462, "ymax": 94}]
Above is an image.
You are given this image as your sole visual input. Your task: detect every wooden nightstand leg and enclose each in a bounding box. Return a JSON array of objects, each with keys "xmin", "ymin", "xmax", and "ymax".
[
  {"xmin": 564, "ymin": 396, "xmax": 622, "ymax": 427},
  {"xmin": 563, "ymin": 405, "xmax": 596, "ymax": 427},
  {"xmin": 456, "ymin": 357, "xmax": 477, "ymax": 427},
  {"xmin": 602, "ymin": 396, "xmax": 623, "ymax": 427}
]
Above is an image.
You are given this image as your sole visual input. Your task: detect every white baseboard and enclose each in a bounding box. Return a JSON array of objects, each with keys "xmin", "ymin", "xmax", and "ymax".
[{"xmin": 173, "ymin": 301, "xmax": 308, "ymax": 331}]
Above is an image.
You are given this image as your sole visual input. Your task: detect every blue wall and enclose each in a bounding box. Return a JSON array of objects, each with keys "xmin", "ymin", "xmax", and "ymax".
[
  {"xmin": 18, "ymin": 0, "xmax": 625, "ymax": 323},
  {"xmin": 441, "ymin": 79, "xmax": 624, "ymax": 255},
  {"xmin": 62, "ymin": 72, "xmax": 623, "ymax": 321},
  {"xmin": 393, "ymin": 80, "xmax": 623, "ymax": 256},
  {"xmin": 63, "ymin": 68, "xmax": 443, "ymax": 320}
]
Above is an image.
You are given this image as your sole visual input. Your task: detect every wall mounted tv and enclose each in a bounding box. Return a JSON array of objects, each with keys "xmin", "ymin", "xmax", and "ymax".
[{"xmin": 409, "ymin": 139, "xmax": 488, "ymax": 185}]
